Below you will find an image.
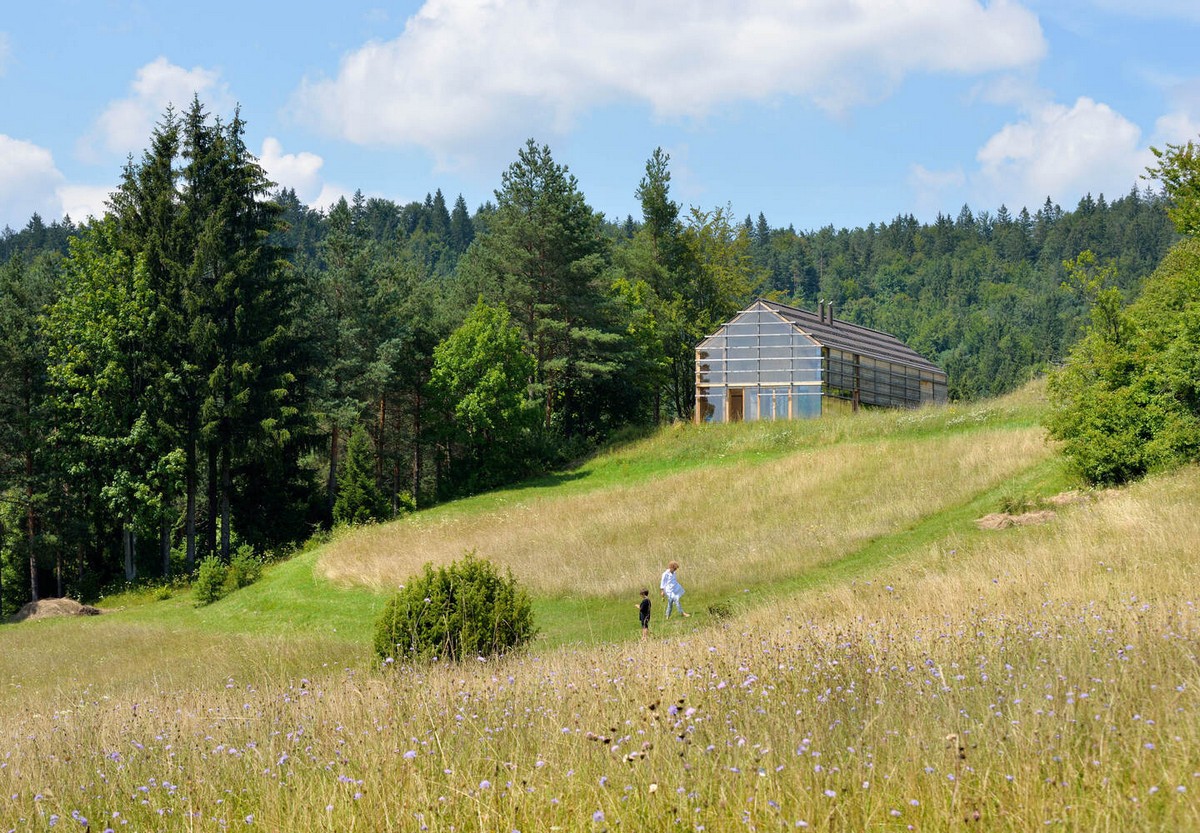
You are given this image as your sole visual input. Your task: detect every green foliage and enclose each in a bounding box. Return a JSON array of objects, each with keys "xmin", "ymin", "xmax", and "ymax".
[
  {"xmin": 706, "ymin": 601, "xmax": 734, "ymax": 620},
  {"xmin": 374, "ymin": 552, "xmax": 536, "ymax": 663},
  {"xmin": 430, "ymin": 298, "xmax": 538, "ymax": 492},
  {"xmin": 460, "ymin": 139, "xmax": 625, "ymax": 438},
  {"xmin": 193, "ymin": 556, "xmax": 228, "ymax": 606},
  {"xmin": 227, "ymin": 544, "xmax": 263, "ymax": 590},
  {"xmin": 333, "ymin": 426, "xmax": 389, "ymax": 525},
  {"xmin": 998, "ymin": 491, "xmax": 1039, "ymax": 515},
  {"xmin": 192, "ymin": 544, "xmax": 262, "ymax": 606},
  {"xmin": 1146, "ymin": 139, "xmax": 1200, "ymax": 236},
  {"xmin": 1048, "ymin": 237, "xmax": 1200, "ymax": 485}
]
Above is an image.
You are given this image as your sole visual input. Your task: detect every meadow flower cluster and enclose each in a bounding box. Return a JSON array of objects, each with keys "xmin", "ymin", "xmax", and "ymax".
[
  {"xmin": 1, "ymin": 588, "xmax": 1196, "ymax": 831},
  {"xmin": 2, "ymin": 394, "xmax": 1198, "ymax": 831}
]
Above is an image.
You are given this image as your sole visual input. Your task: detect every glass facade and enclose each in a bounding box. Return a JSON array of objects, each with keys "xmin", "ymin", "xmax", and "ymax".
[
  {"xmin": 695, "ymin": 310, "xmax": 823, "ymax": 423},
  {"xmin": 824, "ymin": 349, "xmax": 944, "ymax": 409},
  {"xmin": 696, "ymin": 304, "xmax": 947, "ymax": 423}
]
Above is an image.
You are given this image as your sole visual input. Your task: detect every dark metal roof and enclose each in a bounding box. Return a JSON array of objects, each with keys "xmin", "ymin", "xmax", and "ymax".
[{"xmin": 752, "ymin": 298, "xmax": 945, "ymax": 377}]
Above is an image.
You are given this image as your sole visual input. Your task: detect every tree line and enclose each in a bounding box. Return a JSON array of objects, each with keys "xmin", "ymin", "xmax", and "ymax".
[{"xmin": 0, "ymin": 102, "xmax": 1178, "ymax": 614}]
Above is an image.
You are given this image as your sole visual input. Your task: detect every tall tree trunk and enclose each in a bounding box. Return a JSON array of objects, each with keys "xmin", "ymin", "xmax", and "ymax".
[
  {"xmin": 326, "ymin": 422, "xmax": 340, "ymax": 522},
  {"xmin": 123, "ymin": 525, "xmax": 136, "ymax": 581},
  {"xmin": 410, "ymin": 392, "xmax": 422, "ymax": 508},
  {"xmin": 161, "ymin": 516, "xmax": 171, "ymax": 578},
  {"xmin": 206, "ymin": 443, "xmax": 218, "ymax": 559},
  {"xmin": 25, "ymin": 448, "xmax": 37, "ymax": 602},
  {"xmin": 220, "ymin": 444, "xmax": 232, "ymax": 560},
  {"xmin": 376, "ymin": 397, "xmax": 386, "ymax": 485},
  {"xmin": 185, "ymin": 433, "xmax": 196, "ymax": 570}
]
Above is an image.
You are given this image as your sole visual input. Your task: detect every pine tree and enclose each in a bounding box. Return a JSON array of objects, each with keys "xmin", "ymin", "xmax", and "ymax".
[
  {"xmin": 460, "ymin": 140, "xmax": 620, "ymax": 437},
  {"xmin": 333, "ymin": 425, "xmax": 388, "ymax": 525},
  {"xmin": 0, "ymin": 252, "xmax": 58, "ymax": 606},
  {"xmin": 449, "ymin": 194, "xmax": 475, "ymax": 254}
]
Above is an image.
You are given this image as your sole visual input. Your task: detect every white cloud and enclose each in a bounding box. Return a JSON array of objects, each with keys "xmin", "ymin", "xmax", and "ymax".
[
  {"xmin": 79, "ymin": 57, "xmax": 231, "ymax": 161},
  {"xmin": 974, "ymin": 97, "xmax": 1147, "ymax": 208},
  {"xmin": 292, "ymin": 0, "xmax": 1045, "ymax": 163},
  {"xmin": 0, "ymin": 135, "xmax": 65, "ymax": 229},
  {"xmin": 311, "ymin": 183, "xmax": 356, "ymax": 213},
  {"xmin": 0, "ymin": 32, "xmax": 11, "ymax": 77},
  {"xmin": 258, "ymin": 137, "xmax": 353, "ymax": 213},
  {"xmin": 1152, "ymin": 111, "xmax": 1200, "ymax": 147},
  {"xmin": 259, "ymin": 137, "xmax": 325, "ymax": 201},
  {"xmin": 56, "ymin": 184, "xmax": 114, "ymax": 225}
]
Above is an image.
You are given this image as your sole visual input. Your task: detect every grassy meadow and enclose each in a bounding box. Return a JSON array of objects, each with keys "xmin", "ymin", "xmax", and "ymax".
[{"xmin": 1, "ymin": 382, "xmax": 1198, "ymax": 831}]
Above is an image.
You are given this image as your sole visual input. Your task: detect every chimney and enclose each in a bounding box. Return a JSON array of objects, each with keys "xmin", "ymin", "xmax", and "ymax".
[
  {"xmin": 818, "ymin": 300, "xmax": 825, "ymax": 323},
  {"xmin": 827, "ymin": 302, "xmax": 835, "ymax": 325}
]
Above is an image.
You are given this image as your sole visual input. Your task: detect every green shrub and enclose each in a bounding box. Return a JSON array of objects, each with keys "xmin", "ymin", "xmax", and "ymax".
[
  {"xmin": 707, "ymin": 601, "xmax": 734, "ymax": 620},
  {"xmin": 374, "ymin": 551, "xmax": 536, "ymax": 663},
  {"xmin": 998, "ymin": 491, "xmax": 1037, "ymax": 515},
  {"xmin": 193, "ymin": 556, "xmax": 228, "ymax": 606},
  {"xmin": 227, "ymin": 545, "xmax": 262, "ymax": 590}
]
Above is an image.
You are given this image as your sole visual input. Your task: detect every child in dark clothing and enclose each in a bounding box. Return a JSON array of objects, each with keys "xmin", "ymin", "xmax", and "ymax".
[{"xmin": 637, "ymin": 589, "xmax": 651, "ymax": 640}]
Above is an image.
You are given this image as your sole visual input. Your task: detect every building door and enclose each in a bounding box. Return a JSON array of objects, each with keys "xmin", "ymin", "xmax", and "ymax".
[{"xmin": 728, "ymin": 389, "xmax": 744, "ymax": 422}]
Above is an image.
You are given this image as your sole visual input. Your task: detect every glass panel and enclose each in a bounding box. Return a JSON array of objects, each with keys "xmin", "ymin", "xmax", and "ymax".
[
  {"xmin": 772, "ymin": 389, "xmax": 790, "ymax": 420},
  {"xmin": 744, "ymin": 387, "xmax": 759, "ymax": 421},
  {"xmin": 697, "ymin": 390, "xmax": 724, "ymax": 423},
  {"xmin": 792, "ymin": 390, "xmax": 822, "ymax": 418},
  {"xmin": 758, "ymin": 334, "xmax": 793, "ymax": 348}
]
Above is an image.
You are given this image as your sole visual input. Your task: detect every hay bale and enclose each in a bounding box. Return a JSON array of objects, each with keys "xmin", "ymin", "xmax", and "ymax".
[{"xmin": 8, "ymin": 597, "xmax": 102, "ymax": 623}]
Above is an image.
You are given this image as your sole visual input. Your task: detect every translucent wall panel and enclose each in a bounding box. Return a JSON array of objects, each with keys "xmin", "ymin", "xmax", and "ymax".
[{"xmin": 697, "ymin": 390, "xmax": 725, "ymax": 423}]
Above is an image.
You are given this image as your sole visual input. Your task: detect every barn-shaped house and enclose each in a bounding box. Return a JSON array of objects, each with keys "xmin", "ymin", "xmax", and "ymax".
[{"xmin": 695, "ymin": 298, "xmax": 948, "ymax": 423}]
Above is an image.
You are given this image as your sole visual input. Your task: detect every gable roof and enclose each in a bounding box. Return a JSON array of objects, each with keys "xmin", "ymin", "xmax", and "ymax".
[{"xmin": 746, "ymin": 299, "xmax": 944, "ymax": 376}]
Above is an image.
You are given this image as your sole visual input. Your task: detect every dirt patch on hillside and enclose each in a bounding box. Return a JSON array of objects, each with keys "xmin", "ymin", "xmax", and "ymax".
[
  {"xmin": 975, "ymin": 509, "xmax": 1057, "ymax": 529},
  {"xmin": 8, "ymin": 597, "xmax": 103, "ymax": 623},
  {"xmin": 975, "ymin": 491, "xmax": 1091, "ymax": 530}
]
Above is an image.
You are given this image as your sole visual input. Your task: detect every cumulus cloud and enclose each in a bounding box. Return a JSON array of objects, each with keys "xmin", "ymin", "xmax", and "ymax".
[
  {"xmin": 291, "ymin": 0, "xmax": 1045, "ymax": 163},
  {"xmin": 257, "ymin": 137, "xmax": 353, "ymax": 212},
  {"xmin": 56, "ymin": 184, "xmax": 114, "ymax": 225},
  {"xmin": 259, "ymin": 137, "xmax": 325, "ymax": 200},
  {"xmin": 973, "ymin": 97, "xmax": 1147, "ymax": 208},
  {"xmin": 0, "ymin": 135, "xmax": 65, "ymax": 229},
  {"xmin": 79, "ymin": 57, "xmax": 231, "ymax": 161}
]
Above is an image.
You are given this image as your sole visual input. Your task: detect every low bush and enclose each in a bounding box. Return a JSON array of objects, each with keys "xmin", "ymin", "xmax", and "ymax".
[
  {"xmin": 193, "ymin": 556, "xmax": 227, "ymax": 606},
  {"xmin": 374, "ymin": 551, "xmax": 536, "ymax": 663},
  {"xmin": 227, "ymin": 545, "xmax": 262, "ymax": 590}
]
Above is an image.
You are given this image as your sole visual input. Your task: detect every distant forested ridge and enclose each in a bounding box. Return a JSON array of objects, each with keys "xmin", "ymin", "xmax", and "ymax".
[{"xmin": 0, "ymin": 106, "xmax": 1177, "ymax": 613}]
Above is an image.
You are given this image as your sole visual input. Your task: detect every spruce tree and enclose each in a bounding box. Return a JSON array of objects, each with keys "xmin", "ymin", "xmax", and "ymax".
[{"xmin": 333, "ymin": 425, "xmax": 388, "ymax": 525}]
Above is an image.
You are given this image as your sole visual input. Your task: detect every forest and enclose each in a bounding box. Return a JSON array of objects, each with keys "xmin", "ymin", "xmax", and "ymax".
[{"xmin": 0, "ymin": 101, "xmax": 1179, "ymax": 614}]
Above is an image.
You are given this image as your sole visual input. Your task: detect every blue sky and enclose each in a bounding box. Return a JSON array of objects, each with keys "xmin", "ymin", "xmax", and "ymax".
[{"xmin": 3, "ymin": 1, "xmax": 1200, "ymax": 234}]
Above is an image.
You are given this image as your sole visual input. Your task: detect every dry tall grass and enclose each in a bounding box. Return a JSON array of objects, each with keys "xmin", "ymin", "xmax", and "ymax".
[
  {"xmin": 1, "ymin": 469, "xmax": 1196, "ymax": 830},
  {"xmin": 3, "ymin": 395, "xmax": 1198, "ymax": 831},
  {"xmin": 321, "ymin": 425, "xmax": 1052, "ymax": 598}
]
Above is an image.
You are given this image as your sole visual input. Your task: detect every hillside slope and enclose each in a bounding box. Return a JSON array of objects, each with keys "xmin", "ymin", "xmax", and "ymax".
[
  {"xmin": 319, "ymin": 382, "xmax": 1064, "ymax": 642},
  {"xmin": 2, "ymin": 380, "xmax": 1199, "ymax": 832}
]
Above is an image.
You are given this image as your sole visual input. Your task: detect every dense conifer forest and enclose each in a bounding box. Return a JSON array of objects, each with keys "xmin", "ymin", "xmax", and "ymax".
[{"xmin": 0, "ymin": 104, "xmax": 1178, "ymax": 613}]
